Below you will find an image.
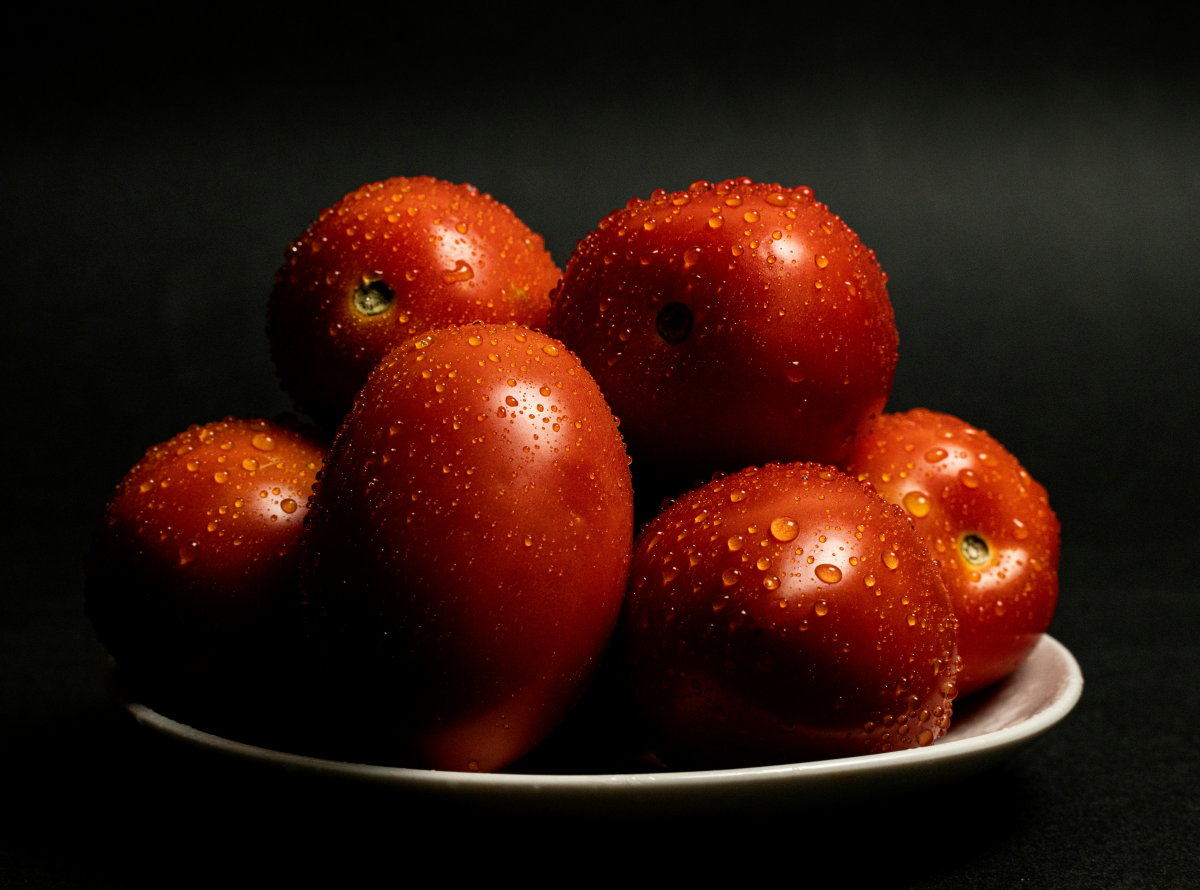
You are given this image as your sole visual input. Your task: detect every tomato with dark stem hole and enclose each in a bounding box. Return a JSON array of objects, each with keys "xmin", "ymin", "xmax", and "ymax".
[
  {"xmin": 269, "ymin": 177, "xmax": 561, "ymax": 429},
  {"xmin": 547, "ymin": 178, "xmax": 897, "ymax": 499},
  {"xmin": 621, "ymin": 462, "xmax": 958, "ymax": 769},
  {"xmin": 301, "ymin": 324, "xmax": 634, "ymax": 772},
  {"xmin": 842, "ymin": 409, "xmax": 1059, "ymax": 694},
  {"xmin": 85, "ymin": 417, "xmax": 326, "ymax": 688}
]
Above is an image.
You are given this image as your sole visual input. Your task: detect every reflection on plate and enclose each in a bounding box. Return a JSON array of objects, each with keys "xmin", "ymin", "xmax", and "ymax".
[{"xmin": 109, "ymin": 635, "xmax": 1082, "ymax": 815}]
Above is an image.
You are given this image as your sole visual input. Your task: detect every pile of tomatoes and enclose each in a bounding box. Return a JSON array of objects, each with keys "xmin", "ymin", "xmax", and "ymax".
[{"xmin": 86, "ymin": 176, "xmax": 1059, "ymax": 773}]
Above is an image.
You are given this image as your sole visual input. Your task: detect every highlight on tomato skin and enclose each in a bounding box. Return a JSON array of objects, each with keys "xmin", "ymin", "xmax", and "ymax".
[
  {"xmin": 268, "ymin": 176, "xmax": 562, "ymax": 429},
  {"xmin": 620, "ymin": 462, "xmax": 959, "ymax": 771},
  {"xmin": 300, "ymin": 324, "xmax": 635, "ymax": 773},
  {"xmin": 842, "ymin": 409, "xmax": 1060, "ymax": 695},
  {"xmin": 546, "ymin": 177, "xmax": 898, "ymax": 498},
  {"xmin": 85, "ymin": 417, "xmax": 327, "ymax": 690}
]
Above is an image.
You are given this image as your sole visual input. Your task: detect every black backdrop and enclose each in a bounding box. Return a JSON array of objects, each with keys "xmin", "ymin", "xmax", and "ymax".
[{"xmin": 3, "ymin": 7, "xmax": 1198, "ymax": 886}]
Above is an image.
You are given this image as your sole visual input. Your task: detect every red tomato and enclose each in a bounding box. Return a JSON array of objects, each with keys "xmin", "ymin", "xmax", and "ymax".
[
  {"xmin": 621, "ymin": 462, "xmax": 959, "ymax": 769},
  {"xmin": 546, "ymin": 178, "xmax": 897, "ymax": 497},
  {"xmin": 301, "ymin": 324, "xmax": 634, "ymax": 772},
  {"xmin": 268, "ymin": 177, "xmax": 562, "ymax": 428},
  {"xmin": 85, "ymin": 417, "xmax": 326, "ymax": 687},
  {"xmin": 842, "ymin": 409, "xmax": 1059, "ymax": 694}
]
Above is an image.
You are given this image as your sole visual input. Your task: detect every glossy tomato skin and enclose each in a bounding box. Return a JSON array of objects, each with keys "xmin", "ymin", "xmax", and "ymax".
[
  {"xmin": 268, "ymin": 177, "xmax": 562, "ymax": 429},
  {"xmin": 85, "ymin": 418, "xmax": 326, "ymax": 686},
  {"xmin": 301, "ymin": 324, "xmax": 634, "ymax": 772},
  {"xmin": 547, "ymin": 178, "xmax": 897, "ymax": 494},
  {"xmin": 621, "ymin": 463, "xmax": 958, "ymax": 770},
  {"xmin": 842, "ymin": 409, "xmax": 1059, "ymax": 694}
]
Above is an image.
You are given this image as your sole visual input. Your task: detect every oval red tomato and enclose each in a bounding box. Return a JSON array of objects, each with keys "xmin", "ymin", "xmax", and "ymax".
[
  {"xmin": 546, "ymin": 177, "xmax": 897, "ymax": 497},
  {"xmin": 268, "ymin": 176, "xmax": 562, "ymax": 428},
  {"xmin": 85, "ymin": 417, "xmax": 326, "ymax": 688},
  {"xmin": 842, "ymin": 409, "xmax": 1059, "ymax": 694},
  {"xmin": 621, "ymin": 462, "xmax": 959, "ymax": 769},
  {"xmin": 301, "ymin": 324, "xmax": 634, "ymax": 772}
]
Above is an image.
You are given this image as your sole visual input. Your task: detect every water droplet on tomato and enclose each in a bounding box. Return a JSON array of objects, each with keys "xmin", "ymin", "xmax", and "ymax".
[
  {"xmin": 882, "ymin": 552, "xmax": 899, "ymax": 570},
  {"xmin": 442, "ymin": 260, "xmax": 474, "ymax": 283},
  {"xmin": 770, "ymin": 517, "xmax": 799, "ymax": 541},
  {"xmin": 722, "ymin": 568, "xmax": 741, "ymax": 586},
  {"xmin": 815, "ymin": 564, "xmax": 842, "ymax": 583},
  {"xmin": 902, "ymin": 490, "xmax": 931, "ymax": 518},
  {"xmin": 1012, "ymin": 518, "xmax": 1030, "ymax": 540},
  {"xmin": 814, "ymin": 599, "xmax": 829, "ymax": 616},
  {"xmin": 815, "ymin": 255, "xmax": 829, "ymax": 268},
  {"xmin": 213, "ymin": 471, "xmax": 228, "ymax": 484},
  {"xmin": 281, "ymin": 498, "xmax": 298, "ymax": 514},
  {"xmin": 251, "ymin": 433, "xmax": 276, "ymax": 452},
  {"xmin": 178, "ymin": 540, "xmax": 199, "ymax": 565},
  {"xmin": 958, "ymin": 468, "xmax": 981, "ymax": 488}
]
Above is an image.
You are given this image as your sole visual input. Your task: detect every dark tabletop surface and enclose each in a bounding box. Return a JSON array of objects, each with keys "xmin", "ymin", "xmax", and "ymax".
[{"xmin": 3, "ymin": 8, "xmax": 1198, "ymax": 887}]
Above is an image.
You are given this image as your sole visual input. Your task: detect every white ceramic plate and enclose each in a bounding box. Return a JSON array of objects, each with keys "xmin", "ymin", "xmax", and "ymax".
[{"xmin": 109, "ymin": 634, "xmax": 1082, "ymax": 816}]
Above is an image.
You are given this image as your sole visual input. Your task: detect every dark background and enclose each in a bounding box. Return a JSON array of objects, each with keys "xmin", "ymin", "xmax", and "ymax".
[{"xmin": 3, "ymin": 6, "xmax": 1197, "ymax": 886}]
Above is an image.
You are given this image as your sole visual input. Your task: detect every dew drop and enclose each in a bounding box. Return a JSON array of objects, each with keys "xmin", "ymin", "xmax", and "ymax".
[
  {"xmin": 958, "ymin": 468, "xmax": 981, "ymax": 488},
  {"xmin": 523, "ymin": 536, "xmax": 533, "ymax": 547},
  {"xmin": 769, "ymin": 517, "xmax": 799, "ymax": 541},
  {"xmin": 815, "ymin": 255, "xmax": 829, "ymax": 268},
  {"xmin": 542, "ymin": 344, "xmax": 560, "ymax": 357},
  {"xmin": 1012, "ymin": 518, "xmax": 1030, "ymax": 540},
  {"xmin": 814, "ymin": 599, "xmax": 829, "ymax": 617},
  {"xmin": 882, "ymin": 552, "xmax": 899, "ymax": 570},
  {"xmin": 442, "ymin": 259, "xmax": 474, "ymax": 283},
  {"xmin": 727, "ymin": 535, "xmax": 745, "ymax": 552},
  {"xmin": 242, "ymin": 458, "xmax": 258, "ymax": 472},
  {"xmin": 918, "ymin": 729, "xmax": 934, "ymax": 746},
  {"xmin": 906, "ymin": 612, "xmax": 917, "ymax": 626},
  {"xmin": 213, "ymin": 471, "xmax": 228, "ymax": 484},
  {"xmin": 815, "ymin": 564, "xmax": 842, "ymax": 584},
  {"xmin": 729, "ymin": 490, "xmax": 747, "ymax": 503},
  {"xmin": 743, "ymin": 210, "xmax": 759, "ymax": 223},
  {"xmin": 864, "ymin": 574, "xmax": 876, "ymax": 587},
  {"xmin": 902, "ymin": 490, "xmax": 932, "ymax": 518},
  {"xmin": 708, "ymin": 215, "xmax": 724, "ymax": 229},
  {"xmin": 186, "ymin": 461, "xmax": 199, "ymax": 472},
  {"xmin": 281, "ymin": 498, "xmax": 298, "ymax": 514},
  {"xmin": 468, "ymin": 335, "xmax": 483, "ymax": 347},
  {"xmin": 178, "ymin": 540, "xmax": 199, "ymax": 566},
  {"xmin": 251, "ymin": 433, "xmax": 276, "ymax": 452},
  {"xmin": 722, "ymin": 568, "xmax": 741, "ymax": 587}
]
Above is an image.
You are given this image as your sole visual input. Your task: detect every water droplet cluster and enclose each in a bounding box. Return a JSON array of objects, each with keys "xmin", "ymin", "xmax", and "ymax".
[
  {"xmin": 268, "ymin": 176, "xmax": 563, "ymax": 428},
  {"xmin": 621, "ymin": 460, "xmax": 958, "ymax": 768}
]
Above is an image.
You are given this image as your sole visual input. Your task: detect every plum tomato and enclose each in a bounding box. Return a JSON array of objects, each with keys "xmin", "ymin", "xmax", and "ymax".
[
  {"xmin": 85, "ymin": 417, "xmax": 326, "ymax": 687},
  {"xmin": 842, "ymin": 409, "xmax": 1059, "ymax": 694},
  {"xmin": 268, "ymin": 176, "xmax": 562, "ymax": 429},
  {"xmin": 621, "ymin": 462, "xmax": 958, "ymax": 770},
  {"xmin": 301, "ymin": 324, "xmax": 634, "ymax": 772},
  {"xmin": 546, "ymin": 177, "xmax": 898, "ymax": 496}
]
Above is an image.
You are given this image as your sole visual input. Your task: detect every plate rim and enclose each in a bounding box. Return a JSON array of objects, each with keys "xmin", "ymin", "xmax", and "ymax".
[{"xmin": 110, "ymin": 634, "xmax": 1083, "ymax": 793}]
